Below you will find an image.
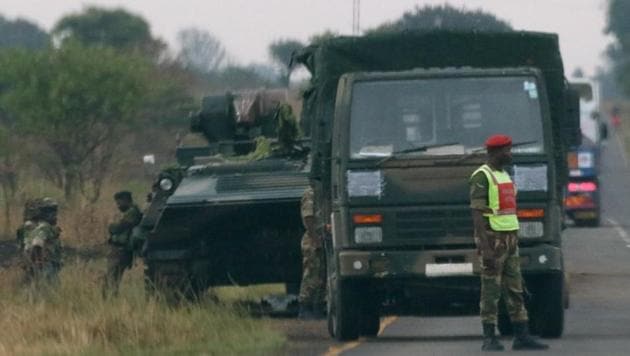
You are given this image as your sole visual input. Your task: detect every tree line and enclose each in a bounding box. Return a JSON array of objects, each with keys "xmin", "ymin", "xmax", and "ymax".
[{"xmin": 4, "ymin": 3, "xmax": 621, "ymax": 228}]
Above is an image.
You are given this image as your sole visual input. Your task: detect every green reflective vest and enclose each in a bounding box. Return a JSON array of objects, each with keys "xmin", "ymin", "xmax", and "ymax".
[{"xmin": 472, "ymin": 164, "xmax": 519, "ymax": 231}]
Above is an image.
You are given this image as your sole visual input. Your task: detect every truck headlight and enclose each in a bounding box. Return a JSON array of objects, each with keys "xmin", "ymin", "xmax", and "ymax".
[
  {"xmin": 159, "ymin": 178, "xmax": 174, "ymax": 191},
  {"xmin": 518, "ymin": 221, "xmax": 544, "ymax": 239},
  {"xmin": 354, "ymin": 226, "xmax": 382, "ymax": 244}
]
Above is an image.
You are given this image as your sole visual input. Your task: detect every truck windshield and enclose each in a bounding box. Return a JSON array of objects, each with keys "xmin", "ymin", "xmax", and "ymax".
[{"xmin": 349, "ymin": 76, "xmax": 545, "ymax": 158}]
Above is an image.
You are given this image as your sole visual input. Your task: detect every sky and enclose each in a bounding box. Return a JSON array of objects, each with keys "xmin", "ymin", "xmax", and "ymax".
[{"xmin": 0, "ymin": 0, "xmax": 613, "ymax": 76}]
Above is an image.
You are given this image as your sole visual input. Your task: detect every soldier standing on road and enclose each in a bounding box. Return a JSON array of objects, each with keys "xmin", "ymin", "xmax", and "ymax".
[
  {"xmin": 470, "ymin": 134, "xmax": 549, "ymax": 351},
  {"xmin": 22, "ymin": 198, "xmax": 62, "ymax": 286},
  {"xmin": 298, "ymin": 185, "xmax": 326, "ymax": 320},
  {"xmin": 102, "ymin": 191, "xmax": 143, "ymax": 298}
]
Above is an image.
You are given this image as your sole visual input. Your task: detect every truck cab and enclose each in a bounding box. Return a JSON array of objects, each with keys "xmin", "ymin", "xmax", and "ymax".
[
  {"xmin": 565, "ymin": 80, "xmax": 605, "ymax": 226},
  {"xmin": 297, "ymin": 31, "xmax": 580, "ymax": 341}
]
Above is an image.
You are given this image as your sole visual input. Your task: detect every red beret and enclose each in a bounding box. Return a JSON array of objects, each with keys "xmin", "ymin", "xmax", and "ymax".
[{"xmin": 485, "ymin": 134, "xmax": 512, "ymax": 148}]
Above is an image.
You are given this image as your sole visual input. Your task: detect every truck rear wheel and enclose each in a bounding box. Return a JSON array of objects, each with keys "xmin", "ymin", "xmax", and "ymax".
[
  {"xmin": 328, "ymin": 277, "xmax": 360, "ymax": 341},
  {"xmin": 529, "ymin": 273, "xmax": 564, "ymax": 338}
]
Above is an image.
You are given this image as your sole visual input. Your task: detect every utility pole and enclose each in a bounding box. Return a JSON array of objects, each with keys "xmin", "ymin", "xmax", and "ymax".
[{"xmin": 352, "ymin": 0, "xmax": 361, "ymax": 35}]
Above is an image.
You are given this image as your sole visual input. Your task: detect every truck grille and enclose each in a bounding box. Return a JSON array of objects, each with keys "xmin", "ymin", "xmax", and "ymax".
[{"xmin": 395, "ymin": 209, "xmax": 473, "ymax": 240}]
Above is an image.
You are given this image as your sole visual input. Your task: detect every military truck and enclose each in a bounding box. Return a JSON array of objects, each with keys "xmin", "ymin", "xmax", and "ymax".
[
  {"xmin": 565, "ymin": 79, "xmax": 606, "ymax": 226},
  {"xmin": 141, "ymin": 89, "xmax": 309, "ymax": 299},
  {"xmin": 296, "ymin": 31, "xmax": 580, "ymax": 340}
]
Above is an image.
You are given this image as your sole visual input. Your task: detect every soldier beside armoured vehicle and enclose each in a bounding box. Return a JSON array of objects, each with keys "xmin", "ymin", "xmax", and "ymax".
[
  {"xmin": 102, "ymin": 191, "xmax": 144, "ymax": 298},
  {"xmin": 16, "ymin": 197, "xmax": 63, "ymax": 287}
]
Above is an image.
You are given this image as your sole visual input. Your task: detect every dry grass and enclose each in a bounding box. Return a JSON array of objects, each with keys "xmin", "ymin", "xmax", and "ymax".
[
  {"xmin": 0, "ymin": 174, "xmax": 289, "ymax": 355},
  {"xmin": 0, "ymin": 260, "xmax": 286, "ymax": 355}
]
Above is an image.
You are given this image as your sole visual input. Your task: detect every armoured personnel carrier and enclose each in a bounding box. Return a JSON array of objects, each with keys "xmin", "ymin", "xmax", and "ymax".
[{"xmin": 141, "ymin": 89, "xmax": 309, "ymax": 298}]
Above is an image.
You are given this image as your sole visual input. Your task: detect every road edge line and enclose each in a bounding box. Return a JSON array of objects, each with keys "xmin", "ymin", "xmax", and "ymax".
[{"xmin": 606, "ymin": 218, "xmax": 630, "ymax": 246}]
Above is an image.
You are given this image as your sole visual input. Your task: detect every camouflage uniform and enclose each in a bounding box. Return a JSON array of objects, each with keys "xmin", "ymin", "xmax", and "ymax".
[
  {"xmin": 470, "ymin": 171, "xmax": 528, "ymax": 325},
  {"xmin": 16, "ymin": 199, "xmax": 40, "ymax": 253},
  {"xmin": 103, "ymin": 203, "xmax": 143, "ymax": 297},
  {"xmin": 22, "ymin": 198, "xmax": 62, "ymax": 285},
  {"xmin": 298, "ymin": 186, "xmax": 326, "ymax": 310}
]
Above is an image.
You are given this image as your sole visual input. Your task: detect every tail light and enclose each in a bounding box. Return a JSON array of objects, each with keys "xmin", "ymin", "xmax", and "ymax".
[
  {"xmin": 567, "ymin": 181, "xmax": 597, "ymax": 192},
  {"xmin": 565, "ymin": 195, "xmax": 595, "ymax": 208}
]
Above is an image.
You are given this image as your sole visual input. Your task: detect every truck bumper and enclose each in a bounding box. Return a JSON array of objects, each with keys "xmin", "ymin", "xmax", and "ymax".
[{"xmin": 338, "ymin": 244, "xmax": 563, "ymax": 278}]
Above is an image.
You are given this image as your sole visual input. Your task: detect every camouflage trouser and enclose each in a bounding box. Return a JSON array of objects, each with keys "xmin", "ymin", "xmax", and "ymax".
[
  {"xmin": 478, "ymin": 230, "xmax": 529, "ymax": 324},
  {"xmin": 298, "ymin": 232, "xmax": 326, "ymax": 306},
  {"xmin": 102, "ymin": 245, "xmax": 134, "ymax": 298}
]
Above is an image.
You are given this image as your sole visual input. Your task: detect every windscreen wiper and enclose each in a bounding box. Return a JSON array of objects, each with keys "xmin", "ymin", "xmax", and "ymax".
[
  {"xmin": 376, "ymin": 142, "xmax": 461, "ymax": 165},
  {"xmin": 455, "ymin": 140, "xmax": 540, "ymax": 164}
]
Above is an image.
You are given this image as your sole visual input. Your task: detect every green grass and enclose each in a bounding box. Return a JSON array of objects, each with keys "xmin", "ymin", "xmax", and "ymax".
[{"xmin": 0, "ymin": 260, "xmax": 286, "ymax": 355}]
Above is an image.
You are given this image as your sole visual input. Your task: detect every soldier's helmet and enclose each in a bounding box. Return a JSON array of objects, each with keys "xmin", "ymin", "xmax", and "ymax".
[
  {"xmin": 38, "ymin": 197, "xmax": 58, "ymax": 209},
  {"xmin": 31, "ymin": 197, "xmax": 59, "ymax": 217}
]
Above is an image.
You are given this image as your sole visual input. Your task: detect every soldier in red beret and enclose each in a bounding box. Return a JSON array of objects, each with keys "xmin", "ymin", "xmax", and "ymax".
[{"xmin": 469, "ymin": 135, "xmax": 548, "ymax": 351}]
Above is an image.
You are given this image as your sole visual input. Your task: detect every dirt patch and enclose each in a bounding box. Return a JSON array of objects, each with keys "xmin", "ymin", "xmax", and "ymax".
[{"xmin": 271, "ymin": 318, "xmax": 337, "ymax": 356}]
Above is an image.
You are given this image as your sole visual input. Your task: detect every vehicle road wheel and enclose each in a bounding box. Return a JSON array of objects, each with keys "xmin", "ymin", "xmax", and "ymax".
[
  {"xmin": 530, "ymin": 273, "xmax": 564, "ymax": 338},
  {"xmin": 328, "ymin": 277, "xmax": 360, "ymax": 341}
]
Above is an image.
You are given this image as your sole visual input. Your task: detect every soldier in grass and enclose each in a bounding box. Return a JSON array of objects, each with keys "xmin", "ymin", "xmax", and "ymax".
[
  {"xmin": 102, "ymin": 191, "xmax": 143, "ymax": 298},
  {"xmin": 22, "ymin": 197, "xmax": 63, "ymax": 286},
  {"xmin": 298, "ymin": 185, "xmax": 326, "ymax": 320}
]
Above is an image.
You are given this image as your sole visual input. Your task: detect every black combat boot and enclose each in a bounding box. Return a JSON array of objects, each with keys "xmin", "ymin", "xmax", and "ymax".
[
  {"xmin": 512, "ymin": 322, "xmax": 549, "ymax": 350},
  {"xmin": 482, "ymin": 323, "xmax": 505, "ymax": 351}
]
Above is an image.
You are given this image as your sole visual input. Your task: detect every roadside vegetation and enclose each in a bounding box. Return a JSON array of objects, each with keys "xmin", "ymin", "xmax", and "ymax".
[{"xmin": 0, "ymin": 261, "xmax": 285, "ymax": 355}]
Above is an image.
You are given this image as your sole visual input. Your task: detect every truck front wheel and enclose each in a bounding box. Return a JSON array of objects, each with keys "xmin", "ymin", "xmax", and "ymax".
[
  {"xmin": 328, "ymin": 277, "xmax": 361, "ymax": 341},
  {"xmin": 529, "ymin": 273, "xmax": 564, "ymax": 338}
]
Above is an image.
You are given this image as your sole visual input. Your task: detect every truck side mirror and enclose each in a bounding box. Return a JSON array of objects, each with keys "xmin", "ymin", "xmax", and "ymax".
[{"xmin": 563, "ymin": 88, "xmax": 581, "ymax": 147}]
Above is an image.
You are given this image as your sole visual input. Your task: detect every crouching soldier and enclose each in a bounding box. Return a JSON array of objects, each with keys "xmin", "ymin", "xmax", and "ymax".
[
  {"xmin": 102, "ymin": 191, "xmax": 143, "ymax": 298},
  {"xmin": 22, "ymin": 198, "xmax": 62, "ymax": 286}
]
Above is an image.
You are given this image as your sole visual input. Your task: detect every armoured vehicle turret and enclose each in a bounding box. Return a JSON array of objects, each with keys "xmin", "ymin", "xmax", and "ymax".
[{"xmin": 141, "ymin": 89, "xmax": 309, "ymax": 298}]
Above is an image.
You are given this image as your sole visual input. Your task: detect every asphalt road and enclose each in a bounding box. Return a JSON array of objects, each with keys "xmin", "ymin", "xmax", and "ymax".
[{"xmin": 319, "ymin": 134, "xmax": 630, "ymax": 356}]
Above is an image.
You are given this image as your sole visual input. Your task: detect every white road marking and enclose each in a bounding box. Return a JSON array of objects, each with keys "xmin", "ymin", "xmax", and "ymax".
[{"xmin": 606, "ymin": 218, "xmax": 630, "ymax": 246}]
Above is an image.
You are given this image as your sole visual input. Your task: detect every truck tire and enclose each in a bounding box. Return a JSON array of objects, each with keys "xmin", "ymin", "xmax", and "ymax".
[
  {"xmin": 328, "ymin": 277, "xmax": 360, "ymax": 341},
  {"xmin": 360, "ymin": 299, "xmax": 381, "ymax": 337},
  {"xmin": 529, "ymin": 273, "xmax": 564, "ymax": 338}
]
